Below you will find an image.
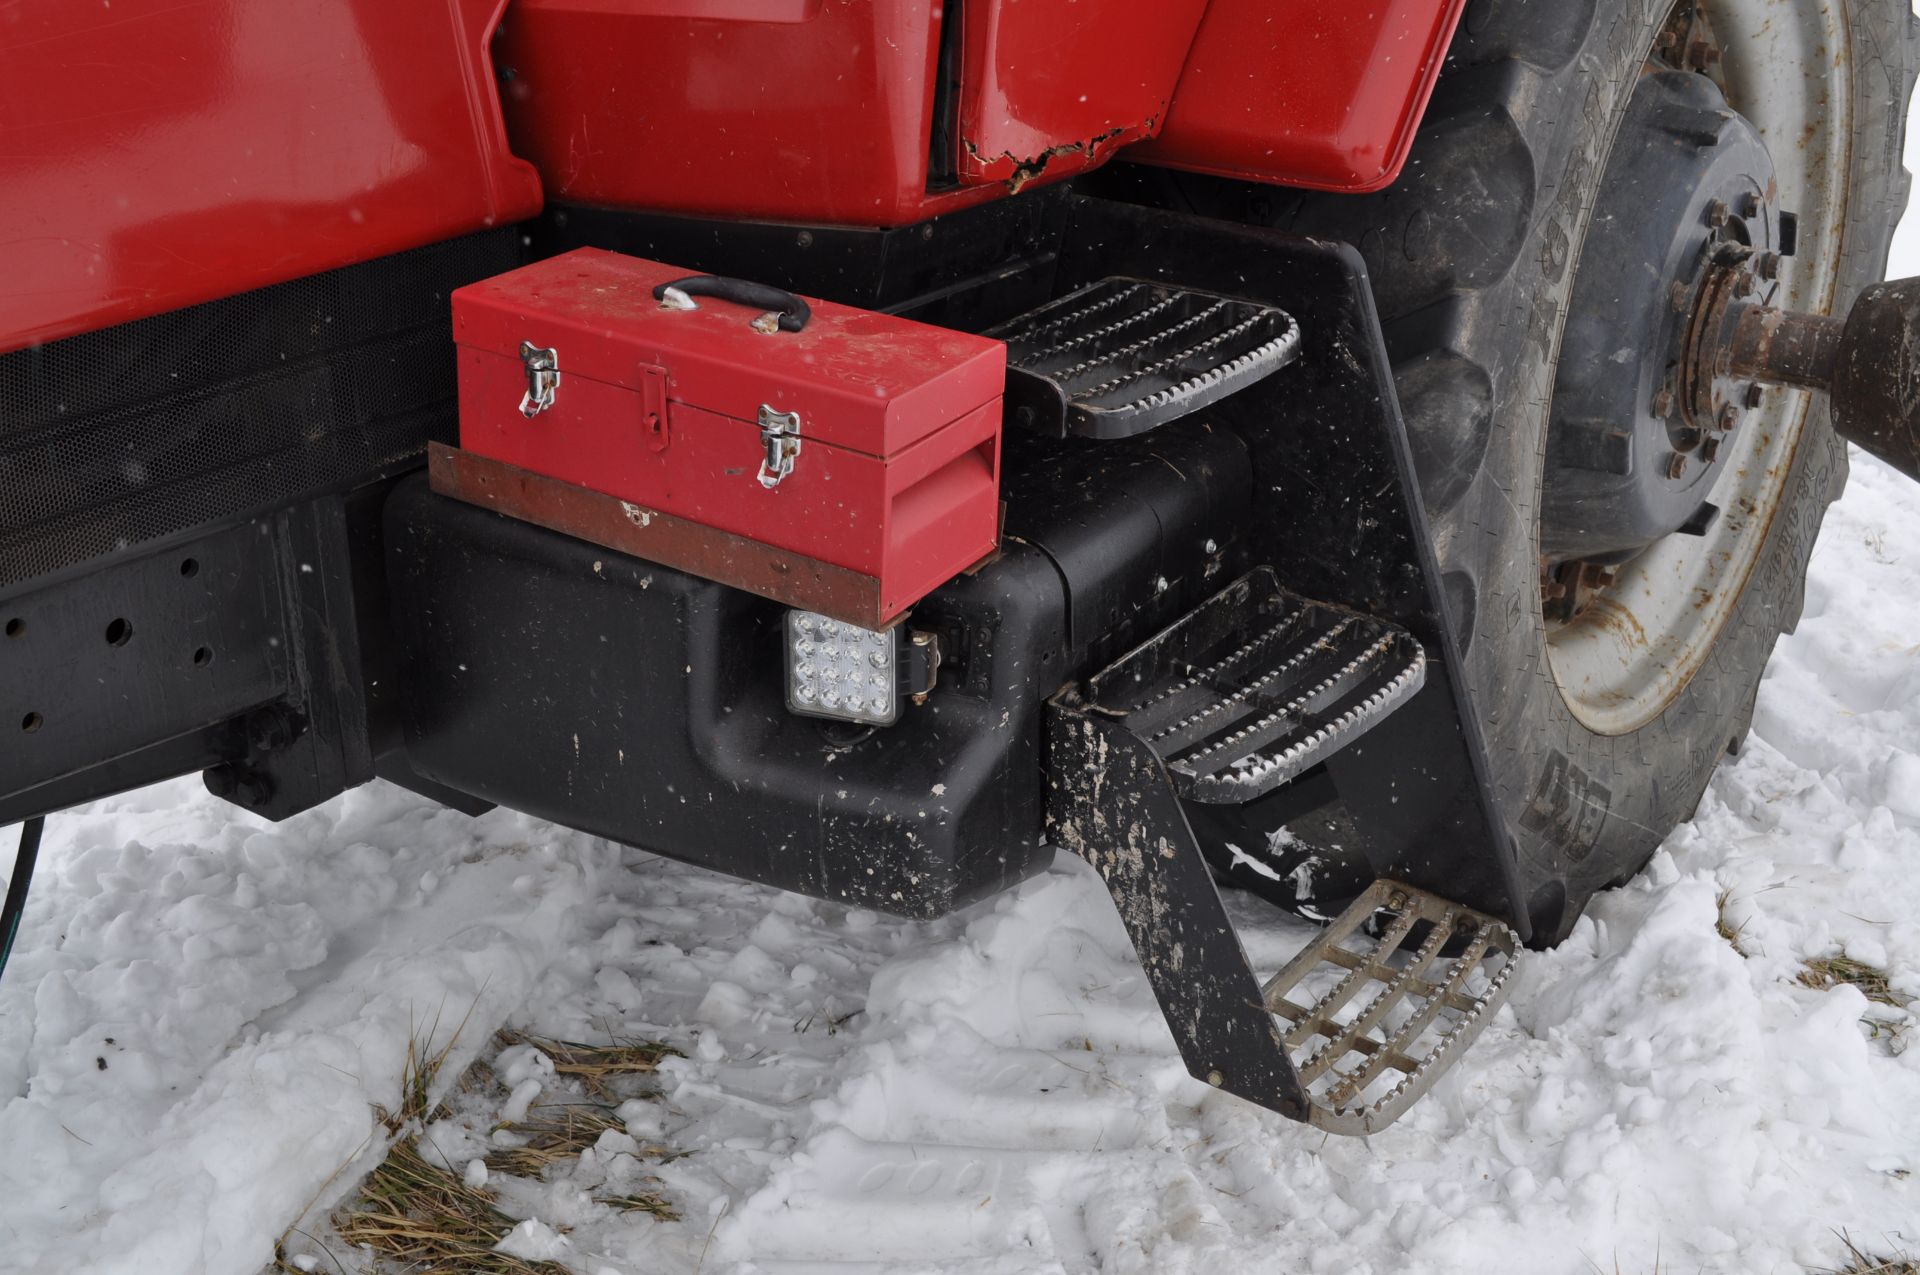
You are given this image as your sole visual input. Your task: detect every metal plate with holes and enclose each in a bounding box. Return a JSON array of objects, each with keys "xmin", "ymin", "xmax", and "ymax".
[
  {"xmin": 0, "ymin": 229, "xmax": 519, "ymax": 592},
  {"xmin": 1086, "ymin": 567, "xmax": 1426, "ymax": 803},
  {"xmin": 1265, "ymin": 879, "xmax": 1518, "ymax": 1134},
  {"xmin": 988, "ymin": 278, "xmax": 1302, "ymax": 438}
]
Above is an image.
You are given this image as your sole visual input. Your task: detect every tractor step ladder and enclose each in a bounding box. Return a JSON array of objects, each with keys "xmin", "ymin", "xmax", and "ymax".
[
  {"xmin": 1086, "ymin": 569, "xmax": 1427, "ymax": 803},
  {"xmin": 1047, "ymin": 568, "xmax": 1518, "ymax": 1134},
  {"xmin": 988, "ymin": 278, "xmax": 1301, "ymax": 439}
]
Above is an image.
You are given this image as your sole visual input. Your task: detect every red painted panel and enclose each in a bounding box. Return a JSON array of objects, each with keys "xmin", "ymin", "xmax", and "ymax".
[
  {"xmin": 0, "ymin": 0, "xmax": 542, "ymax": 354},
  {"xmin": 497, "ymin": 0, "xmax": 975, "ymax": 225},
  {"xmin": 953, "ymin": 0, "xmax": 1205, "ymax": 187},
  {"xmin": 495, "ymin": 0, "xmax": 1191, "ymax": 225},
  {"xmin": 1131, "ymin": 0, "xmax": 1470, "ymax": 194}
]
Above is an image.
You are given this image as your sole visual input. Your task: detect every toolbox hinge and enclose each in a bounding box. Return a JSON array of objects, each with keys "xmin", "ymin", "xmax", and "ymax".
[{"xmin": 757, "ymin": 404, "xmax": 802, "ymax": 488}]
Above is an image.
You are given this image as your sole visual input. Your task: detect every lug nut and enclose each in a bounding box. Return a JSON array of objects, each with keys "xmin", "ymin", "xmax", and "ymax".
[
  {"xmin": 1716, "ymin": 403, "xmax": 1742, "ymax": 432},
  {"xmin": 1706, "ymin": 198, "xmax": 1730, "ymax": 229},
  {"xmin": 1744, "ymin": 383, "xmax": 1764, "ymax": 409},
  {"xmin": 1702, "ymin": 436, "xmax": 1723, "ymax": 464},
  {"xmin": 1651, "ymin": 388, "xmax": 1676, "ymax": 416},
  {"xmin": 1666, "ymin": 453, "xmax": 1688, "ymax": 480},
  {"xmin": 1754, "ymin": 252, "xmax": 1782, "ymax": 281},
  {"xmin": 1736, "ymin": 192, "xmax": 1761, "ymax": 219}
]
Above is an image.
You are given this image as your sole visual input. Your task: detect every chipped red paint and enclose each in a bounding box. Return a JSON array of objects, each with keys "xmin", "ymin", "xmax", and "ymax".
[
  {"xmin": 0, "ymin": 0, "xmax": 541, "ymax": 353},
  {"xmin": 952, "ymin": 0, "xmax": 1206, "ymax": 188}
]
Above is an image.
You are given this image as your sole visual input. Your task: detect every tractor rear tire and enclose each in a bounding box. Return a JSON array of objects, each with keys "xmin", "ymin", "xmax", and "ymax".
[{"xmin": 1275, "ymin": 0, "xmax": 1917, "ymax": 942}]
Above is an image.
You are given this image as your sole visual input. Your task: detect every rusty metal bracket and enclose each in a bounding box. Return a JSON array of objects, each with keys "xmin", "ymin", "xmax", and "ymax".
[{"xmin": 426, "ymin": 442, "xmax": 900, "ymax": 628}]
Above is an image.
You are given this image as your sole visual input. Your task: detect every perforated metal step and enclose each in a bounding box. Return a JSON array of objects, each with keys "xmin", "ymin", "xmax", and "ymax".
[
  {"xmin": 1263, "ymin": 879, "xmax": 1518, "ymax": 1135},
  {"xmin": 1085, "ymin": 568, "xmax": 1425, "ymax": 803},
  {"xmin": 988, "ymin": 278, "xmax": 1301, "ymax": 438}
]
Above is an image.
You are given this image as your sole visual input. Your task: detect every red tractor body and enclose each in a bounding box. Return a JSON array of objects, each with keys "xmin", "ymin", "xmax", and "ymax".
[{"xmin": 0, "ymin": 0, "xmax": 1466, "ymax": 353}]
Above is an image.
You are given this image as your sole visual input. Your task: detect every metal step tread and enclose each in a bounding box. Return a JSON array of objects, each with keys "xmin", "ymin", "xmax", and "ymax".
[
  {"xmin": 1265, "ymin": 880, "xmax": 1519, "ymax": 1135},
  {"xmin": 987, "ymin": 279, "xmax": 1301, "ymax": 439},
  {"xmin": 1085, "ymin": 568, "xmax": 1425, "ymax": 804}
]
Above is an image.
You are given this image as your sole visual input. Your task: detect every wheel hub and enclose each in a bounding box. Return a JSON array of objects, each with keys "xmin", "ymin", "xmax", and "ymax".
[
  {"xmin": 1543, "ymin": 66, "xmax": 1785, "ymax": 568},
  {"xmin": 1542, "ymin": 0, "xmax": 1918, "ymax": 735}
]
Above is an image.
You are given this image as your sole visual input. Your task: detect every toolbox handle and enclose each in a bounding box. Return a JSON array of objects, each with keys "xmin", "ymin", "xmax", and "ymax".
[{"xmin": 653, "ymin": 275, "xmax": 812, "ymax": 333}]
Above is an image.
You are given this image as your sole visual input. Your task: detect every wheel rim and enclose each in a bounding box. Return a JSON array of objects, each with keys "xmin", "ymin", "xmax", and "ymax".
[{"xmin": 1544, "ymin": 0, "xmax": 1852, "ymax": 735}]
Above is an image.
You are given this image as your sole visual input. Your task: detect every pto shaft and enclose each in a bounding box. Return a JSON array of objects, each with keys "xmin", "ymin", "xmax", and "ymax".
[{"xmin": 1712, "ymin": 277, "xmax": 1920, "ymax": 482}]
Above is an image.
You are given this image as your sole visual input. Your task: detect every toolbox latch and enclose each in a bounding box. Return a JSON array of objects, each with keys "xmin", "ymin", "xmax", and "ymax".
[
  {"xmin": 519, "ymin": 341, "xmax": 560, "ymax": 418},
  {"xmin": 757, "ymin": 405, "xmax": 802, "ymax": 488},
  {"xmin": 641, "ymin": 364, "xmax": 670, "ymax": 451}
]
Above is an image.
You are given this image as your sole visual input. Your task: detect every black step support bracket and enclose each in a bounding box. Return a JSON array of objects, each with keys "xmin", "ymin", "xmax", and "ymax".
[
  {"xmin": 1047, "ymin": 700, "xmax": 1313, "ymax": 1121},
  {"xmin": 1037, "ymin": 194, "xmax": 1530, "ymax": 942},
  {"xmin": 1049, "ymin": 689, "xmax": 1520, "ymax": 1132}
]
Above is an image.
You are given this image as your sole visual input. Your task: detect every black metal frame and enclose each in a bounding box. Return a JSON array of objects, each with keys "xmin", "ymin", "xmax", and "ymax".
[
  {"xmin": 1, "ymin": 231, "xmax": 522, "ymax": 826},
  {"xmin": 1030, "ymin": 197, "xmax": 1528, "ymax": 1113},
  {"xmin": 3, "ymin": 193, "xmax": 1526, "ymax": 985},
  {"xmin": 1037, "ymin": 196, "xmax": 1524, "ymax": 927}
]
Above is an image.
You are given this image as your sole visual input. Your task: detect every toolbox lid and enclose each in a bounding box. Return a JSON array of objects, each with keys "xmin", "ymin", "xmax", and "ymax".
[{"xmin": 453, "ymin": 249, "xmax": 1005, "ymax": 457}]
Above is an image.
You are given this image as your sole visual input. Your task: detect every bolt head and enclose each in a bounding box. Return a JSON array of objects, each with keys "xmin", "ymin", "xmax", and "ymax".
[
  {"xmin": 1706, "ymin": 198, "xmax": 1730, "ymax": 228},
  {"xmin": 1701, "ymin": 436, "xmax": 1723, "ymax": 464},
  {"xmin": 1717, "ymin": 403, "xmax": 1742, "ymax": 432},
  {"xmin": 1743, "ymin": 383, "xmax": 1764, "ymax": 409},
  {"xmin": 1754, "ymin": 252, "xmax": 1782, "ymax": 281},
  {"xmin": 1206, "ymin": 1069, "xmax": 1225, "ymax": 1087},
  {"xmin": 1666, "ymin": 453, "xmax": 1688, "ymax": 480},
  {"xmin": 1651, "ymin": 388, "xmax": 1676, "ymax": 417}
]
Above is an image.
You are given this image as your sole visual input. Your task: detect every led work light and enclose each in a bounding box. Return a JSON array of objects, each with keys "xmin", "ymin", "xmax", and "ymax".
[{"xmin": 784, "ymin": 611, "xmax": 940, "ymax": 726}]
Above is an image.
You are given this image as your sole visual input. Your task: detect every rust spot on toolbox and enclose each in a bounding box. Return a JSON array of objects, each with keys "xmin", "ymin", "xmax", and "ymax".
[{"xmin": 427, "ymin": 443, "xmax": 898, "ymax": 630}]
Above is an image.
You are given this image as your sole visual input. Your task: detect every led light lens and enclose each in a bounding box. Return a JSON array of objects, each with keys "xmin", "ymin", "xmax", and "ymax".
[{"xmin": 785, "ymin": 611, "xmax": 898, "ymax": 725}]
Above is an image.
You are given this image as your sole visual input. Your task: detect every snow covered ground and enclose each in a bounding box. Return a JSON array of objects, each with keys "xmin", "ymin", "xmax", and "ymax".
[
  {"xmin": 8, "ymin": 244, "xmax": 1920, "ymax": 1275},
  {"xmin": 6, "ymin": 454, "xmax": 1920, "ymax": 1275}
]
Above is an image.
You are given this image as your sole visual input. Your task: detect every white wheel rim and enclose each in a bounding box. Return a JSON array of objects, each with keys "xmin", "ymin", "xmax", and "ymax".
[{"xmin": 1546, "ymin": 0, "xmax": 1852, "ymax": 735}]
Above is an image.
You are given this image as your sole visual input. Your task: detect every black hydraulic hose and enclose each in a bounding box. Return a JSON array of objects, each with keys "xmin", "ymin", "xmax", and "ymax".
[{"xmin": 0, "ymin": 816, "xmax": 44, "ymax": 988}]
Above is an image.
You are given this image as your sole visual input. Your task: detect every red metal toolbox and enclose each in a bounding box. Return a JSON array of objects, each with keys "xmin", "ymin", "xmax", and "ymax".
[{"xmin": 442, "ymin": 249, "xmax": 1005, "ymax": 627}]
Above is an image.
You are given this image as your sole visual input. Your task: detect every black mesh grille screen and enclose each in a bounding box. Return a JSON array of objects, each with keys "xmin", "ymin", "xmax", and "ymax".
[{"xmin": 0, "ymin": 229, "xmax": 521, "ymax": 590}]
